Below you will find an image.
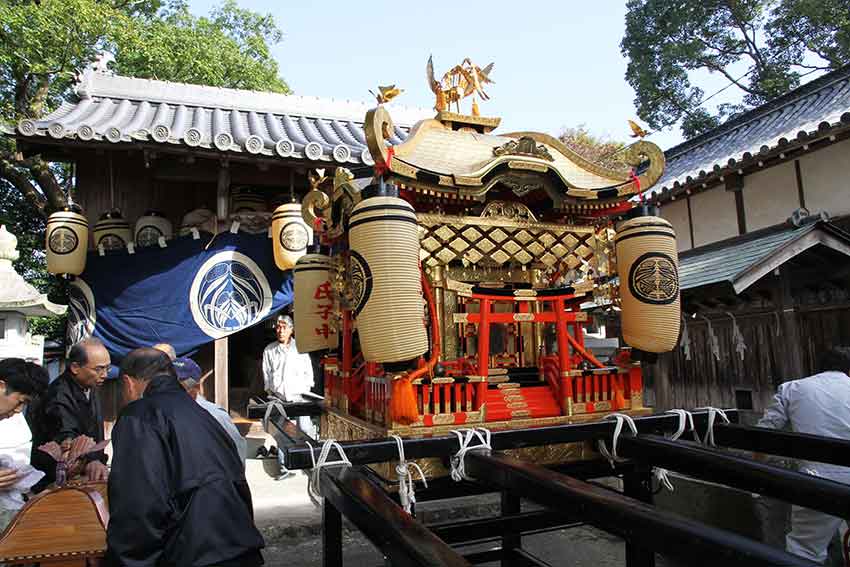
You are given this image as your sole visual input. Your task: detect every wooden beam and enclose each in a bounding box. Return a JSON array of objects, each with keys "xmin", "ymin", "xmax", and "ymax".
[
  {"xmin": 794, "ymin": 160, "xmax": 806, "ymax": 209},
  {"xmin": 214, "ymin": 337, "xmax": 229, "ymax": 411}
]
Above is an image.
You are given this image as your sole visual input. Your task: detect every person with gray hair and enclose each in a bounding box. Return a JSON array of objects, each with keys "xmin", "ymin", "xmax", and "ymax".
[
  {"xmin": 262, "ymin": 313, "xmax": 315, "ymax": 440},
  {"xmin": 757, "ymin": 346, "xmax": 850, "ymax": 563},
  {"xmin": 106, "ymin": 348, "xmax": 264, "ymax": 566},
  {"xmin": 31, "ymin": 337, "xmax": 110, "ymax": 489}
]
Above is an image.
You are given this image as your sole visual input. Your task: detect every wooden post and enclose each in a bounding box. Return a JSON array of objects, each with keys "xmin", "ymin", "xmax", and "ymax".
[
  {"xmin": 214, "ymin": 336, "xmax": 229, "ymax": 411},
  {"xmin": 773, "ymin": 268, "xmax": 804, "ymax": 381}
]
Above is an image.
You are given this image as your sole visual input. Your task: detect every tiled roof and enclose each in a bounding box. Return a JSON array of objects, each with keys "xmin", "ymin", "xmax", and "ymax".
[
  {"xmin": 9, "ymin": 69, "xmax": 431, "ymax": 165},
  {"xmin": 679, "ymin": 219, "xmax": 850, "ymax": 292},
  {"xmin": 654, "ymin": 64, "xmax": 850, "ymax": 200}
]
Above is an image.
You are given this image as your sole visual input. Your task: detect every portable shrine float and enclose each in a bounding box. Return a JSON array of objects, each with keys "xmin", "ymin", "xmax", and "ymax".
[{"xmin": 283, "ymin": 57, "xmax": 679, "ymax": 480}]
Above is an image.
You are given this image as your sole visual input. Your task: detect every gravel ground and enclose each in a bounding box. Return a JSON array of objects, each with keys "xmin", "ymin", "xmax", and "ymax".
[{"xmin": 261, "ymin": 523, "xmax": 682, "ymax": 567}]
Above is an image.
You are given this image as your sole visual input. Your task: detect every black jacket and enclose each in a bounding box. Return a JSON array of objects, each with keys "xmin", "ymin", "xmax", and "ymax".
[
  {"xmin": 105, "ymin": 374, "xmax": 264, "ymax": 567},
  {"xmin": 30, "ymin": 370, "xmax": 107, "ymax": 489}
]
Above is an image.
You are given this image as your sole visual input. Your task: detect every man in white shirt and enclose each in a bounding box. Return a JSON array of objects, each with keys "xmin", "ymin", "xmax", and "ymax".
[
  {"xmin": 262, "ymin": 314, "xmax": 315, "ymax": 438},
  {"xmin": 0, "ymin": 359, "xmax": 48, "ymax": 530},
  {"xmin": 173, "ymin": 357, "xmax": 247, "ymax": 466},
  {"xmin": 757, "ymin": 346, "xmax": 850, "ymax": 563}
]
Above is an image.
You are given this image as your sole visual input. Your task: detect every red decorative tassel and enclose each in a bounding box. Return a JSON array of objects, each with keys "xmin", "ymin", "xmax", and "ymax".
[{"xmin": 391, "ymin": 376, "xmax": 419, "ymax": 425}]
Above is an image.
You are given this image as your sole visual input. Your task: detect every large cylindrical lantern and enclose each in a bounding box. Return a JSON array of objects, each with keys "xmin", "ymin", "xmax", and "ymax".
[
  {"xmin": 46, "ymin": 207, "xmax": 88, "ymax": 276},
  {"xmin": 348, "ymin": 186, "xmax": 428, "ymax": 363},
  {"xmin": 615, "ymin": 211, "xmax": 680, "ymax": 353},
  {"xmin": 293, "ymin": 253, "xmax": 337, "ymax": 352},
  {"xmin": 92, "ymin": 210, "xmax": 131, "ymax": 251},
  {"xmin": 134, "ymin": 210, "xmax": 173, "ymax": 247},
  {"xmin": 271, "ymin": 202, "xmax": 312, "ymax": 270}
]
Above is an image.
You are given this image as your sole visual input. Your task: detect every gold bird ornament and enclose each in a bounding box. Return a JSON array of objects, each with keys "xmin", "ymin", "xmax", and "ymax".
[
  {"xmin": 628, "ymin": 119, "xmax": 650, "ymax": 138},
  {"xmin": 369, "ymin": 85, "xmax": 404, "ymax": 104}
]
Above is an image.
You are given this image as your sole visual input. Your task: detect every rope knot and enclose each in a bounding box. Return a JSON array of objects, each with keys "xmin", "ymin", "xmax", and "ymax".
[
  {"xmin": 305, "ymin": 439, "xmax": 352, "ymax": 506},
  {"xmin": 694, "ymin": 407, "xmax": 731, "ymax": 447},
  {"xmin": 449, "ymin": 428, "xmax": 492, "ymax": 482},
  {"xmin": 597, "ymin": 413, "xmax": 638, "ymax": 468},
  {"xmin": 390, "ymin": 435, "xmax": 427, "ymax": 515}
]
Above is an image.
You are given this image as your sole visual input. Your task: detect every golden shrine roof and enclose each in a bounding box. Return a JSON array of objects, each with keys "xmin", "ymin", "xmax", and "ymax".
[{"xmin": 365, "ymin": 106, "xmax": 666, "ymax": 209}]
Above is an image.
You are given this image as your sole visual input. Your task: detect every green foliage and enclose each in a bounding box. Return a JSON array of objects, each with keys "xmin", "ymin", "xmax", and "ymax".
[
  {"xmin": 558, "ymin": 125, "xmax": 627, "ymax": 171},
  {"xmin": 112, "ymin": 0, "xmax": 289, "ymax": 93},
  {"xmin": 0, "ymin": 0, "xmax": 289, "ymax": 342},
  {"xmin": 621, "ymin": 0, "xmax": 850, "ymax": 138}
]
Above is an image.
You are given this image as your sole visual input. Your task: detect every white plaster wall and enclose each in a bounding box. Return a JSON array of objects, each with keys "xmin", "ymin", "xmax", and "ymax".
[
  {"xmin": 798, "ymin": 138, "xmax": 850, "ymax": 218},
  {"xmin": 690, "ymin": 188, "xmax": 738, "ymax": 247},
  {"xmin": 742, "ymin": 161, "xmax": 800, "ymax": 232},
  {"xmin": 660, "ymin": 198, "xmax": 693, "ymax": 252}
]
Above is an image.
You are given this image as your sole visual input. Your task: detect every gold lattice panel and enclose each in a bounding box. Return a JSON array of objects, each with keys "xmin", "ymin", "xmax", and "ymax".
[{"xmin": 417, "ymin": 213, "xmax": 597, "ymax": 268}]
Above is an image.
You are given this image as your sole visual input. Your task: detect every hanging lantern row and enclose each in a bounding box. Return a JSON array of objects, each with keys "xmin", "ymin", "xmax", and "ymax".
[{"xmin": 46, "ymin": 207, "xmax": 175, "ymax": 276}]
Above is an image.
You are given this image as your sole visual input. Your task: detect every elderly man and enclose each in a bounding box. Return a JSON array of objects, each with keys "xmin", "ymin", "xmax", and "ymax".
[
  {"xmin": 758, "ymin": 346, "xmax": 850, "ymax": 563},
  {"xmin": 173, "ymin": 356, "xmax": 247, "ymax": 465},
  {"xmin": 106, "ymin": 348, "xmax": 264, "ymax": 567},
  {"xmin": 0, "ymin": 358, "xmax": 48, "ymax": 530},
  {"xmin": 262, "ymin": 314, "xmax": 315, "ymax": 440},
  {"xmin": 31, "ymin": 338, "xmax": 110, "ymax": 488}
]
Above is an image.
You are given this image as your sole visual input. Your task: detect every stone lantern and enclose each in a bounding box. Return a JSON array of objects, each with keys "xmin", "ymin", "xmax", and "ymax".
[{"xmin": 0, "ymin": 225, "xmax": 67, "ymax": 363}]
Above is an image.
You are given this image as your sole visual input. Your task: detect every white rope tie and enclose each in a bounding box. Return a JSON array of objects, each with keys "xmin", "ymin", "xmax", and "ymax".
[
  {"xmin": 449, "ymin": 428, "xmax": 492, "ymax": 482},
  {"xmin": 695, "ymin": 407, "xmax": 731, "ymax": 447},
  {"xmin": 653, "ymin": 410, "xmax": 698, "ymax": 492},
  {"xmin": 596, "ymin": 413, "xmax": 638, "ymax": 468},
  {"xmin": 390, "ymin": 435, "xmax": 427, "ymax": 515},
  {"xmin": 262, "ymin": 399, "xmax": 289, "ymax": 434},
  {"xmin": 305, "ymin": 439, "xmax": 352, "ymax": 506}
]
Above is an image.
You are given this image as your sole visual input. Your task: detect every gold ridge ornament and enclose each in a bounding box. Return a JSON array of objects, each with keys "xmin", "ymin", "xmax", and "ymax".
[
  {"xmin": 293, "ymin": 253, "xmax": 337, "ymax": 352},
  {"xmin": 348, "ymin": 186, "xmax": 428, "ymax": 363},
  {"xmin": 615, "ymin": 211, "xmax": 680, "ymax": 353},
  {"xmin": 92, "ymin": 209, "xmax": 131, "ymax": 251},
  {"xmin": 271, "ymin": 202, "xmax": 312, "ymax": 270},
  {"xmin": 46, "ymin": 206, "xmax": 88, "ymax": 275}
]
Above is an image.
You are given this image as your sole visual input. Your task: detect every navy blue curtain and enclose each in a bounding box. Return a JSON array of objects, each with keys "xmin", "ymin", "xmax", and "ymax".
[{"xmin": 67, "ymin": 232, "xmax": 292, "ymax": 360}]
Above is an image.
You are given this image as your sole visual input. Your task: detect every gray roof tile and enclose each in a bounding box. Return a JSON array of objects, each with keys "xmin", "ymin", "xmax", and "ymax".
[
  {"xmin": 656, "ymin": 64, "xmax": 850, "ymax": 195},
  {"xmin": 678, "ymin": 220, "xmax": 849, "ymax": 291},
  {"xmin": 13, "ymin": 69, "xmax": 431, "ymax": 165}
]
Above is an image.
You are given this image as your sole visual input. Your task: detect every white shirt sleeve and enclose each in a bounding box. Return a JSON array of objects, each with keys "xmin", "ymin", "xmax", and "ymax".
[
  {"xmin": 262, "ymin": 345, "xmax": 273, "ymax": 393},
  {"xmin": 758, "ymin": 383, "xmax": 790, "ymax": 430}
]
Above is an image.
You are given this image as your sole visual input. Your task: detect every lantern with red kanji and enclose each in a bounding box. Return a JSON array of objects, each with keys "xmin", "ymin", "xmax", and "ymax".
[{"xmin": 293, "ymin": 253, "xmax": 337, "ymax": 352}]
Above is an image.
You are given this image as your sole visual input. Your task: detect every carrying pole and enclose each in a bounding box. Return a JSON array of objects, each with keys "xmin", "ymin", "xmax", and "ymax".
[{"xmin": 463, "ymin": 452, "xmax": 818, "ymax": 567}]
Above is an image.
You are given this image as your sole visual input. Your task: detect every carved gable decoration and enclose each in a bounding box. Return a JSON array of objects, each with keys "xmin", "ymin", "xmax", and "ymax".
[{"xmin": 493, "ymin": 136, "xmax": 554, "ymax": 162}]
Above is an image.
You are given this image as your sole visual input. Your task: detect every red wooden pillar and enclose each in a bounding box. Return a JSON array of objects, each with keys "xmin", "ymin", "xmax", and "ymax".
[
  {"xmin": 554, "ymin": 298, "xmax": 573, "ymax": 414},
  {"xmin": 475, "ymin": 298, "xmax": 491, "ymax": 410}
]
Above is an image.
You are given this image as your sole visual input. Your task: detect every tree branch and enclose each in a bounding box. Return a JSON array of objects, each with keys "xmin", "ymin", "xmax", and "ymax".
[
  {"xmin": 696, "ymin": 57, "xmax": 759, "ymax": 95},
  {"xmin": 26, "ymin": 157, "xmax": 67, "ymax": 211},
  {"xmin": 0, "ymin": 156, "xmax": 47, "ymax": 214}
]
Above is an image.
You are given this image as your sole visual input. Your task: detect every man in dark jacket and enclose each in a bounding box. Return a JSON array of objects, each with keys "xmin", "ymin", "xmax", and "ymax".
[
  {"xmin": 31, "ymin": 337, "xmax": 110, "ymax": 489},
  {"xmin": 106, "ymin": 348, "xmax": 264, "ymax": 567}
]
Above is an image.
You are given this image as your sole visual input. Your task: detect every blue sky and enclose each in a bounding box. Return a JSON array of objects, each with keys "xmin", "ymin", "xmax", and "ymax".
[{"xmin": 187, "ymin": 0, "xmax": 743, "ymax": 151}]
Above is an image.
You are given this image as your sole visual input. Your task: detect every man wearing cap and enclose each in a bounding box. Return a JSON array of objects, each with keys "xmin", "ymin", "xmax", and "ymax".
[
  {"xmin": 174, "ymin": 357, "xmax": 247, "ymax": 465},
  {"xmin": 106, "ymin": 348, "xmax": 264, "ymax": 567},
  {"xmin": 262, "ymin": 315, "xmax": 314, "ymax": 402}
]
